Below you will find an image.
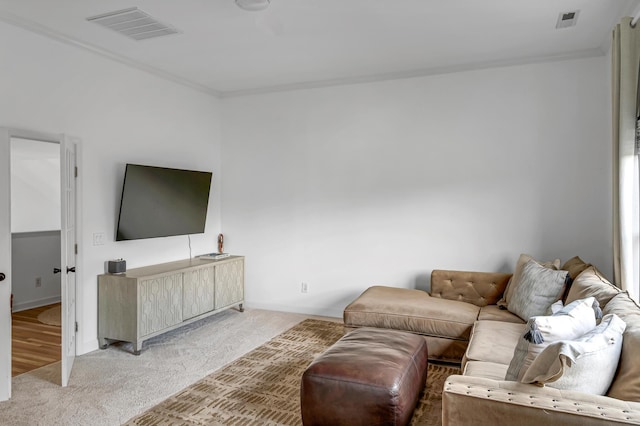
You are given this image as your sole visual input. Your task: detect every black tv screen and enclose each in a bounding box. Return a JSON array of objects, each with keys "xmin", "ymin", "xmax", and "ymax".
[{"xmin": 116, "ymin": 164, "xmax": 212, "ymax": 241}]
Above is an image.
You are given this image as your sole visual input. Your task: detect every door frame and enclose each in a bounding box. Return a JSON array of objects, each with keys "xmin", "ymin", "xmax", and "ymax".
[
  {"xmin": 0, "ymin": 128, "xmax": 10, "ymax": 401},
  {"xmin": 0, "ymin": 127, "xmax": 82, "ymax": 399}
]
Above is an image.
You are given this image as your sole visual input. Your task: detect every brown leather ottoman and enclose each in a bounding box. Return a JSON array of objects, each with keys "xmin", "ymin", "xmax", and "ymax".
[{"xmin": 300, "ymin": 327, "xmax": 428, "ymax": 426}]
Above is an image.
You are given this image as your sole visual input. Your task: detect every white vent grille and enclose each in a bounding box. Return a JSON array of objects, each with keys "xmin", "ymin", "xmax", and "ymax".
[
  {"xmin": 556, "ymin": 10, "xmax": 580, "ymax": 29},
  {"xmin": 87, "ymin": 8, "xmax": 180, "ymax": 41}
]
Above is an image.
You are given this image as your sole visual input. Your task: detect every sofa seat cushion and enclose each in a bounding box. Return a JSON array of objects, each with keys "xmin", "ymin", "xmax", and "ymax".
[
  {"xmin": 465, "ymin": 320, "xmax": 526, "ymax": 366},
  {"xmin": 478, "ymin": 305, "xmax": 526, "ymax": 324},
  {"xmin": 463, "ymin": 361, "xmax": 509, "ymax": 381},
  {"xmin": 344, "ymin": 285, "xmax": 480, "ymax": 341}
]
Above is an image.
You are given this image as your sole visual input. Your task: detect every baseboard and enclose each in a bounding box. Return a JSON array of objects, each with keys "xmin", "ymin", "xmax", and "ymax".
[
  {"xmin": 246, "ymin": 301, "xmax": 343, "ymax": 319},
  {"xmin": 78, "ymin": 339, "xmax": 100, "ymax": 356},
  {"xmin": 12, "ymin": 295, "xmax": 61, "ymax": 313}
]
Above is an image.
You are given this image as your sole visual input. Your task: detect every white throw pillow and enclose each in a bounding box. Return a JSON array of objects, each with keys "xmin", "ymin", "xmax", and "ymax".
[
  {"xmin": 521, "ymin": 314, "xmax": 626, "ymax": 395},
  {"xmin": 505, "ymin": 297, "xmax": 598, "ymax": 381}
]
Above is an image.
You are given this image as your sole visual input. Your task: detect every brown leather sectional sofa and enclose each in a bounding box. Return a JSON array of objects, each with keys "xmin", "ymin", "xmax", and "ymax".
[{"xmin": 343, "ymin": 265, "xmax": 640, "ymax": 425}]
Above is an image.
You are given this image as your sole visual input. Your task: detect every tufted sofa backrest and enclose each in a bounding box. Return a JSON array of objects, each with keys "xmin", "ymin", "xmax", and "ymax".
[{"xmin": 431, "ymin": 270, "xmax": 512, "ymax": 307}]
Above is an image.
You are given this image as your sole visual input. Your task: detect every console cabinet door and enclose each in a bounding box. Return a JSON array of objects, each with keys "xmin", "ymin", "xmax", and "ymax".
[
  {"xmin": 139, "ymin": 273, "xmax": 183, "ymax": 337},
  {"xmin": 182, "ymin": 266, "xmax": 215, "ymax": 320},
  {"xmin": 214, "ymin": 259, "xmax": 244, "ymax": 309}
]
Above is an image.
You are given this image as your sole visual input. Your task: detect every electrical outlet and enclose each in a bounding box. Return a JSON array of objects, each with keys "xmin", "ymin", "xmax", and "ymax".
[
  {"xmin": 301, "ymin": 282, "xmax": 309, "ymax": 293},
  {"xmin": 35, "ymin": 277, "xmax": 42, "ymax": 287}
]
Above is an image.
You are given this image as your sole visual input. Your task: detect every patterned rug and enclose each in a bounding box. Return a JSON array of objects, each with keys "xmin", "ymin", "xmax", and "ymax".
[
  {"xmin": 125, "ymin": 319, "xmax": 460, "ymax": 425},
  {"xmin": 37, "ymin": 305, "xmax": 61, "ymax": 326}
]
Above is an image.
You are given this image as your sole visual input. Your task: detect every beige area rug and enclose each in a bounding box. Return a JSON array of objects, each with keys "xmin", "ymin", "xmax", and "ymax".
[
  {"xmin": 125, "ymin": 319, "xmax": 460, "ymax": 425},
  {"xmin": 37, "ymin": 305, "xmax": 61, "ymax": 326}
]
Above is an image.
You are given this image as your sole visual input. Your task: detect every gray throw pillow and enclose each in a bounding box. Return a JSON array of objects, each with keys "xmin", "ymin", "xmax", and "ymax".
[
  {"xmin": 507, "ymin": 259, "xmax": 568, "ymax": 321},
  {"xmin": 497, "ymin": 254, "xmax": 560, "ymax": 310}
]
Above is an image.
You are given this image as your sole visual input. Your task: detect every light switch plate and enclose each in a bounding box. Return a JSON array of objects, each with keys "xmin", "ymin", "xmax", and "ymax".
[{"xmin": 93, "ymin": 232, "xmax": 106, "ymax": 246}]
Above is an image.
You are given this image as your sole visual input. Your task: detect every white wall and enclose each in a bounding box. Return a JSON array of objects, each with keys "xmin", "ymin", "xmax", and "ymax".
[
  {"xmin": 0, "ymin": 16, "xmax": 613, "ymax": 350},
  {"xmin": 10, "ymin": 138, "xmax": 61, "ymax": 233},
  {"xmin": 0, "ymin": 21, "xmax": 222, "ymax": 354},
  {"xmin": 11, "ymin": 231, "xmax": 61, "ymax": 311},
  {"xmin": 10, "ymin": 138, "xmax": 62, "ymax": 310},
  {"xmin": 221, "ymin": 56, "xmax": 612, "ymax": 317}
]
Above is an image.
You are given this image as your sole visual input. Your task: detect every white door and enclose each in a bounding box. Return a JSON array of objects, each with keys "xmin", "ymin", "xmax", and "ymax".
[
  {"xmin": 0, "ymin": 129, "xmax": 12, "ymax": 401},
  {"xmin": 60, "ymin": 136, "xmax": 77, "ymax": 387},
  {"xmin": 0, "ymin": 129, "xmax": 78, "ymax": 397}
]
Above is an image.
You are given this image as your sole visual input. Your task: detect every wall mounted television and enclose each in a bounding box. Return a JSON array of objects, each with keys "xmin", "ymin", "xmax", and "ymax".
[{"xmin": 116, "ymin": 164, "xmax": 212, "ymax": 241}]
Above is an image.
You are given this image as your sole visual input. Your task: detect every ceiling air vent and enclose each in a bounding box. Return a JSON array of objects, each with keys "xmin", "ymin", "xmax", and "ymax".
[
  {"xmin": 87, "ymin": 8, "xmax": 180, "ymax": 41},
  {"xmin": 556, "ymin": 10, "xmax": 580, "ymax": 29}
]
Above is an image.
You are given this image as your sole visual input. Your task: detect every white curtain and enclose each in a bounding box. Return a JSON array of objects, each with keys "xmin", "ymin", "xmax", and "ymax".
[{"xmin": 612, "ymin": 17, "xmax": 640, "ymax": 300}]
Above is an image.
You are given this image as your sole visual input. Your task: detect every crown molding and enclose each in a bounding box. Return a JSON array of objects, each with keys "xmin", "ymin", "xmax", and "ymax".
[
  {"xmin": 220, "ymin": 47, "xmax": 605, "ymax": 98},
  {"xmin": 0, "ymin": 10, "xmax": 607, "ymax": 100}
]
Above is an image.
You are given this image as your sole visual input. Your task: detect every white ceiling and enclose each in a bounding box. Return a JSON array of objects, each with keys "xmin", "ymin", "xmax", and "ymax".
[{"xmin": 0, "ymin": 0, "xmax": 638, "ymax": 96}]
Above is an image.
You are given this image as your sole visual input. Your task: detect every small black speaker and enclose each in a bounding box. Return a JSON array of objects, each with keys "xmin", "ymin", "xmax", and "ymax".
[{"xmin": 108, "ymin": 259, "xmax": 126, "ymax": 274}]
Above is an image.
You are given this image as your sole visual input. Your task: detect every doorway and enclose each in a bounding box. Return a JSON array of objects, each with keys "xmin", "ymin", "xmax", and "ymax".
[
  {"xmin": 10, "ymin": 137, "xmax": 62, "ymax": 376},
  {"xmin": 0, "ymin": 128, "xmax": 79, "ymax": 400}
]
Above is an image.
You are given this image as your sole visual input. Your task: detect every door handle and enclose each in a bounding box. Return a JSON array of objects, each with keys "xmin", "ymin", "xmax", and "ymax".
[
  {"xmin": 66, "ymin": 267, "xmax": 76, "ymax": 274},
  {"xmin": 0, "ymin": 272, "xmax": 4, "ymax": 281},
  {"xmin": 54, "ymin": 268, "xmax": 61, "ymax": 274}
]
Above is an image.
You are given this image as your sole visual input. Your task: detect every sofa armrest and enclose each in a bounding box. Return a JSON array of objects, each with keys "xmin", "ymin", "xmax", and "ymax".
[
  {"xmin": 430, "ymin": 270, "xmax": 511, "ymax": 307},
  {"xmin": 442, "ymin": 375, "xmax": 640, "ymax": 426}
]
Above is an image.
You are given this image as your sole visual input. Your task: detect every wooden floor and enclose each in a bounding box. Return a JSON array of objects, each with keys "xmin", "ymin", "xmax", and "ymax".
[{"xmin": 12, "ymin": 303, "xmax": 61, "ymax": 377}]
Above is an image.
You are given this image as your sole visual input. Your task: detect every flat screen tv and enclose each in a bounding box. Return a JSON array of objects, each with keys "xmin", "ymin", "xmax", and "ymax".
[{"xmin": 116, "ymin": 164, "xmax": 212, "ymax": 241}]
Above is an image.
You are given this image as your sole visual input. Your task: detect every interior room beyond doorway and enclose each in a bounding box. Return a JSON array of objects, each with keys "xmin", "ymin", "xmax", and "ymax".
[
  {"xmin": 10, "ymin": 137, "xmax": 62, "ymax": 376},
  {"xmin": 11, "ymin": 303, "xmax": 61, "ymax": 376}
]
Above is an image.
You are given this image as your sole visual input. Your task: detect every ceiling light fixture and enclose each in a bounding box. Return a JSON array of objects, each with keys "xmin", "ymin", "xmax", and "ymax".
[{"xmin": 235, "ymin": 0, "xmax": 270, "ymax": 12}]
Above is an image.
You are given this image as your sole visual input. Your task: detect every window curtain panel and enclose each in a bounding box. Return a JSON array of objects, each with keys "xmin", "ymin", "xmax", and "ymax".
[{"xmin": 612, "ymin": 16, "xmax": 640, "ymax": 301}]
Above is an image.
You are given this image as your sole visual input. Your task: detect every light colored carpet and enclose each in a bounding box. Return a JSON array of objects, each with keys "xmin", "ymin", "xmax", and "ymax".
[
  {"xmin": 37, "ymin": 305, "xmax": 61, "ymax": 326},
  {"xmin": 126, "ymin": 319, "xmax": 460, "ymax": 426},
  {"xmin": 0, "ymin": 308, "xmax": 320, "ymax": 426}
]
